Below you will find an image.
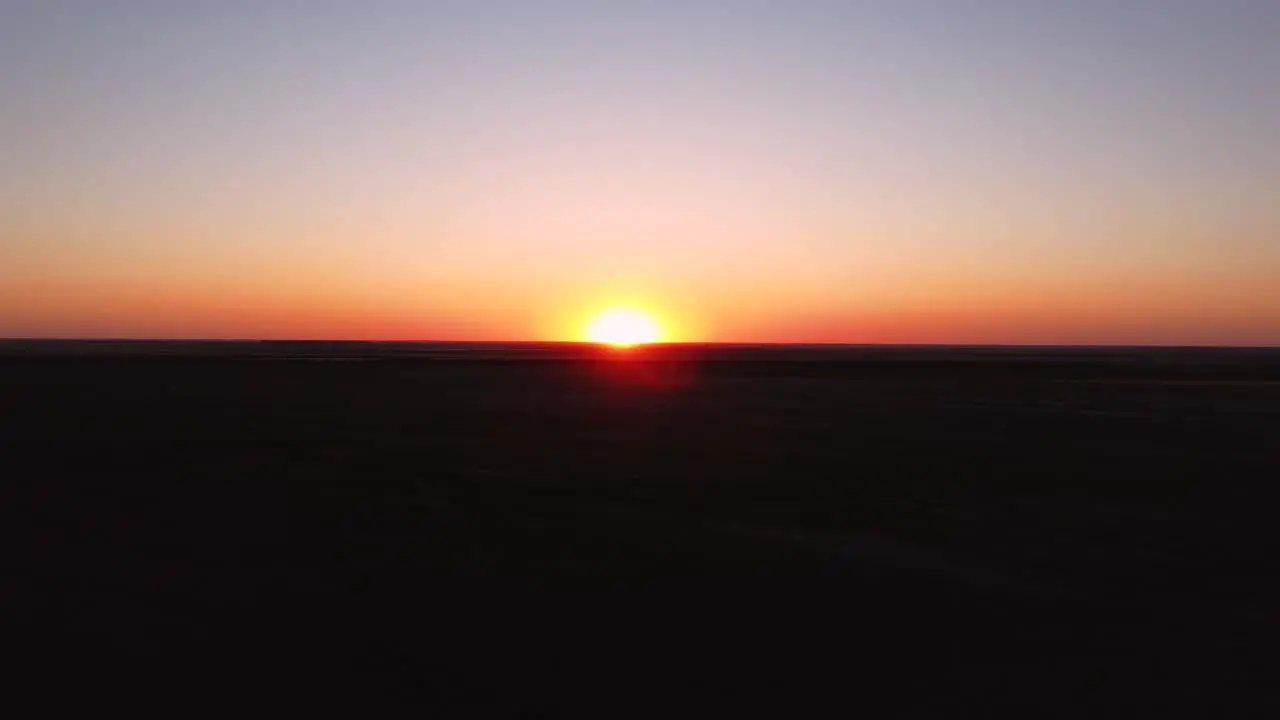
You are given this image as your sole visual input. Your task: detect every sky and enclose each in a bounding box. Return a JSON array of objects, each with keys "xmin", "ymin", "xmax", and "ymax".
[{"xmin": 2, "ymin": 0, "xmax": 1277, "ymax": 344}]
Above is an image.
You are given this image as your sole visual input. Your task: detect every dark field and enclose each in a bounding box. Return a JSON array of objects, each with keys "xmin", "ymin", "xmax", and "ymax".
[{"xmin": 5, "ymin": 341, "xmax": 1278, "ymax": 715}]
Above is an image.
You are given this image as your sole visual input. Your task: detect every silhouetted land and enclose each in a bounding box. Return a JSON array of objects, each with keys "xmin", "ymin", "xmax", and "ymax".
[{"xmin": 5, "ymin": 341, "xmax": 1277, "ymax": 715}]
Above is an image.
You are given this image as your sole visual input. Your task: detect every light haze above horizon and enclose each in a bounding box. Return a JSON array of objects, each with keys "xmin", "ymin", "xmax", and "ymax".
[{"xmin": 3, "ymin": 1, "xmax": 1277, "ymax": 345}]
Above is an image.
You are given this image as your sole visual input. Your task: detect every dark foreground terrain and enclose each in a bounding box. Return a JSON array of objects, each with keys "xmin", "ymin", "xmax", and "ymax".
[{"xmin": 4, "ymin": 341, "xmax": 1278, "ymax": 715}]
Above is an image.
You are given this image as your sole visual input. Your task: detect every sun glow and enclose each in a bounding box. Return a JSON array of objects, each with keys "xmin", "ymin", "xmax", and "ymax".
[{"xmin": 584, "ymin": 307, "xmax": 662, "ymax": 346}]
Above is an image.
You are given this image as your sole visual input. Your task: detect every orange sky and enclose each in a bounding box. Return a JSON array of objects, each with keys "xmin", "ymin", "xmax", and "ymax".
[{"xmin": 3, "ymin": 2, "xmax": 1277, "ymax": 345}]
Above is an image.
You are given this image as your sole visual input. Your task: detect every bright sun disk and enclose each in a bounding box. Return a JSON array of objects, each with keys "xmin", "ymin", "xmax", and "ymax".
[{"xmin": 585, "ymin": 308, "xmax": 662, "ymax": 346}]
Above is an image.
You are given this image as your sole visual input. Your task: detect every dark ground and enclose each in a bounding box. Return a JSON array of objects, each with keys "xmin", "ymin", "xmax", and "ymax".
[{"xmin": 3, "ymin": 341, "xmax": 1278, "ymax": 715}]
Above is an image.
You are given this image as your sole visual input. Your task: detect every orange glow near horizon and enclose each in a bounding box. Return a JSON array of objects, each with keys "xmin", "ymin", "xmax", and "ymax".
[{"xmin": 4, "ymin": 267, "xmax": 1276, "ymax": 346}]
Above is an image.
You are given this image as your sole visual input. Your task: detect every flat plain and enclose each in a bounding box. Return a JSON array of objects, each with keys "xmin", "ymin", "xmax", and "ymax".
[{"xmin": 4, "ymin": 341, "xmax": 1277, "ymax": 715}]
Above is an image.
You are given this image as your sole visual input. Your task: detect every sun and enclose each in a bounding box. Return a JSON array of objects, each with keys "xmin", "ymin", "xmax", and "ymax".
[{"xmin": 584, "ymin": 307, "xmax": 662, "ymax": 346}]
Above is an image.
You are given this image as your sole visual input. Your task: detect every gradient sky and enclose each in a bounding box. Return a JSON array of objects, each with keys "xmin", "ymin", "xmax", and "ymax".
[{"xmin": 3, "ymin": 0, "xmax": 1277, "ymax": 344}]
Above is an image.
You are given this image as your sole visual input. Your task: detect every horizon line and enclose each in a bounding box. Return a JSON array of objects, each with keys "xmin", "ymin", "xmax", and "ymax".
[{"xmin": 2, "ymin": 337, "xmax": 1277, "ymax": 350}]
